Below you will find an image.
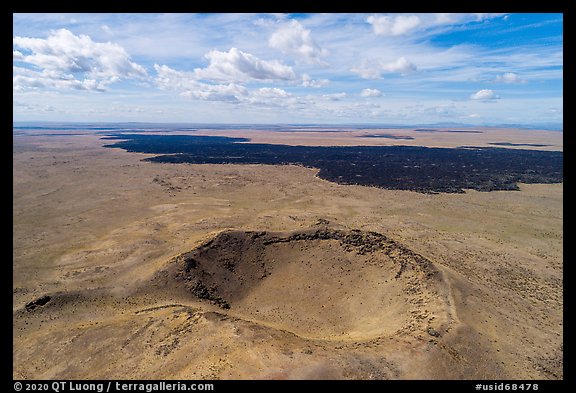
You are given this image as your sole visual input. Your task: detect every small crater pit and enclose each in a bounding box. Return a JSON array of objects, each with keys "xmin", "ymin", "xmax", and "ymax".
[{"xmin": 162, "ymin": 226, "xmax": 451, "ymax": 340}]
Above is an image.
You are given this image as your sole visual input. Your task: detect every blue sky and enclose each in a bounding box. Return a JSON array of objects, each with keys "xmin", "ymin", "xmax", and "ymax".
[{"xmin": 13, "ymin": 13, "xmax": 563, "ymax": 126}]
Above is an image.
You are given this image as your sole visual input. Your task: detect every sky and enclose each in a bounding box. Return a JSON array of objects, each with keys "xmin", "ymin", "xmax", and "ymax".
[{"xmin": 13, "ymin": 13, "xmax": 563, "ymax": 126}]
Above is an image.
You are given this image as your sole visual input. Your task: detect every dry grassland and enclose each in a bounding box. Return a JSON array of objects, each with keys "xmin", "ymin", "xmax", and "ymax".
[{"xmin": 13, "ymin": 128, "xmax": 562, "ymax": 379}]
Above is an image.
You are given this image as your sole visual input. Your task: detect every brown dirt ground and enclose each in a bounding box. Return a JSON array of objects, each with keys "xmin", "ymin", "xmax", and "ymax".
[{"xmin": 13, "ymin": 128, "xmax": 562, "ymax": 379}]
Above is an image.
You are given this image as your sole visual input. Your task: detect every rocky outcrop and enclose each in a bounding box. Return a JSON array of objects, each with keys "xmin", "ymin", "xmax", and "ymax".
[{"xmin": 25, "ymin": 295, "xmax": 51, "ymax": 312}]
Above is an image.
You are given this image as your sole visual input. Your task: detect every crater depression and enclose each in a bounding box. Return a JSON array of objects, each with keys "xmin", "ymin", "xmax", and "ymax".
[{"xmin": 152, "ymin": 225, "xmax": 451, "ymax": 341}]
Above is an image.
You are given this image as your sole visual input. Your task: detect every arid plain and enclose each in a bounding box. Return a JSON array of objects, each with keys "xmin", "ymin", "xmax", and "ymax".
[{"xmin": 13, "ymin": 127, "xmax": 562, "ymax": 379}]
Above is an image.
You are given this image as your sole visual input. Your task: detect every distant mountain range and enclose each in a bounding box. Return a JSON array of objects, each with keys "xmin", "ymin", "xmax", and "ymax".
[{"xmin": 12, "ymin": 121, "xmax": 563, "ymax": 132}]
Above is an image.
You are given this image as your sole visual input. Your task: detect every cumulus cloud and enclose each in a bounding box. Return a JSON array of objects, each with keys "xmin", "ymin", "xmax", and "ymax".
[
  {"xmin": 470, "ymin": 89, "xmax": 500, "ymax": 101},
  {"xmin": 243, "ymin": 87, "xmax": 297, "ymax": 108},
  {"xmin": 13, "ymin": 28, "xmax": 147, "ymax": 91},
  {"xmin": 323, "ymin": 92, "xmax": 347, "ymax": 101},
  {"xmin": 495, "ymin": 72, "xmax": 525, "ymax": 84},
  {"xmin": 360, "ymin": 88, "xmax": 383, "ymax": 97},
  {"xmin": 180, "ymin": 83, "xmax": 248, "ymax": 102},
  {"xmin": 382, "ymin": 57, "xmax": 417, "ymax": 74},
  {"xmin": 269, "ymin": 20, "xmax": 328, "ymax": 64},
  {"xmin": 352, "ymin": 56, "xmax": 417, "ymax": 79},
  {"xmin": 13, "ymin": 65, "xmax": 108, "ymax": 92},
  {"xmin": 367, "ymin": 14, "xmax": 421, "ymax": 36},
  {"xmin": 301, "ymin": 73, "xmax": 329, "ymax": 88},
  {"xmin": 193, "ymin": 48, "xmax": 297, "ymax": 83},
  {"xmin": 253, "ymin": 87, "xmax": 291, "ymax": 98},
  {"xmin": 154, "ymin": 47, "xmax": 309, "ymax": 104},
  {"xmin": 155, "ymin": 64, "xmax": 248, "ymax": 103},
  {"xmin": 155, "ymin": 64, "xmax": 297, "ymax": 106}
]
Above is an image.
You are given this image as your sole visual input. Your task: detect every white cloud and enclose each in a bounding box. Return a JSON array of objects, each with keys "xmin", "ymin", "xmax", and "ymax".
[
  {"xmin": 243, "ymin": 87, "xmax": 297, "ymax": 108},
  {"xmin": 254, "ymin": 87, "xmax": 291, "ymax": 98},
  {"xmin": 367, "ymin": 14, "xmax": 421, "ymax": 36},
  {"xmin": 352, "ymin": 56, "xmax": 417, "ymax": 79},
  {"xmin": 269, "ymin": 20, "xmax": 328, "ymax": 64},
  {"xmin": 13, "ymin": 65, "xmax": 108, "ymax": 92},
  {"xmin": 154, "ymin": 64, "xmax": 248, "ymax": 103},
  {"xmin": 14, "ymin": 100, "xmax": 55, "ymax": 112},
  {"xmin": 193, "ymin": 48, "xmax": 297, "ymax": 83},
  {"xmin": 323, "ymin": 92, "xmax": 347, "ymax": 101},
  {"xmin": 470, "ymin": 89, "xmax": 500, "ymax": 100},
  {"xmin": 154, "ymin": 47, "xmax": 305, "ymax": 103},
  {"xmin": 155, "ymin": 64, "xmax": 296, "ymax": 106},
  {"xmin": 360, "ymin": 88, "xmax": 383, "ymax": 97},
  {"xmin": 180, "ymin": 83, "xmax": 248, "ymax": 102},
  {"xmin": 13, "ymin": 28, "xmax": 147, "ymax": 91},
  {"xmin": 495, "ymin": 72, "xmax": 525, "ymax": 84},
  {"xmin": 351, "ymin": 60, "xmax": 383, "ymax": 79},
  {"xmin": 473, "ymin": 13, "xmax": 508, "ymax": 21},
  {"xmin": 301, "ymin": 73, "xmax": 329, "ymax": 88},
  {"xmin": 382, "ymin": 57, "xmax": 417, "ymax": 74},
  {"xmin": 366, "ymin": 13, "xmax": 508, "ymax": 38},
  {"xmin": 12, "ymin": 13, "xmax": 560, "ymax": 125},
  {"xmin": 434, "ymin": 13, "xmax": 455, "ymax": 25}
]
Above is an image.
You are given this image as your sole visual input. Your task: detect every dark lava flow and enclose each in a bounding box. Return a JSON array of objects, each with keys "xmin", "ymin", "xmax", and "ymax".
[{"xmin": 103, "ymin": 134, "xmax": 562, "ymax": 194}]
